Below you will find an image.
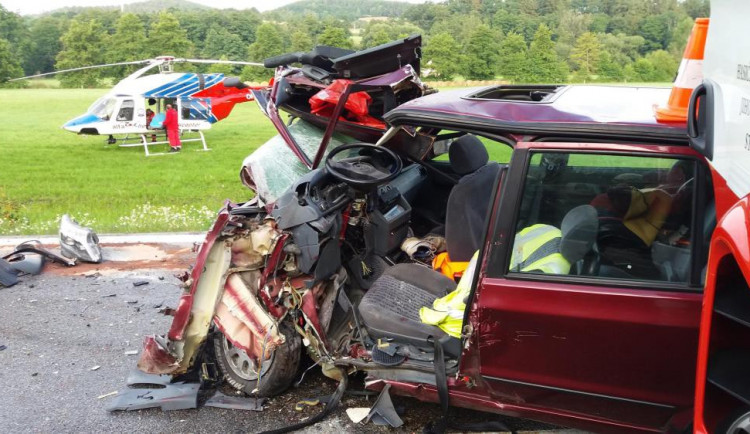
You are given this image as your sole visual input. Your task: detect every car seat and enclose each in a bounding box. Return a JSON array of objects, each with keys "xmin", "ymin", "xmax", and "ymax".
[
  {"xmin": 593, "ymin": 185, "xmax": 672, "ymax": 279},
  {"xmin": 358, "ymin": 205, "xmax": 597, "ymax": 358},
  {"xmin": 444, "ymin": 135, "xmax": 504, "ymax": 262}
]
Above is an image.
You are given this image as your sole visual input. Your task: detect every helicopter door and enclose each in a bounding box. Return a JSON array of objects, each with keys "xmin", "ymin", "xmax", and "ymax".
[{"xmin": 179, "ymin": 97, "xmax": 212, "ymax": 122}]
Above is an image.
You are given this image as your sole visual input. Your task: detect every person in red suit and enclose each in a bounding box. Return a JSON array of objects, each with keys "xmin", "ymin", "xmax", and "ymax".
[{"xmin": 163, "ymin": 103, "xmax": 181, "ymax": 152}]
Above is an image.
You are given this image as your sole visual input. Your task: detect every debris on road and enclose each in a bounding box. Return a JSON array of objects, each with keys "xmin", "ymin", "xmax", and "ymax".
[
  {"xmin": 365, "ymin": 384, "xmax": 403, "ymax": 427},
  {"xmin": 97, "ymin": 391, "xmax": 118, "ymax": 399},
  {"xmin": 0, "ymin": 259, "xmax": 19, "ymax": 287},
  {"xmin": 107, "ymin": 382, "xmax": 200, "ymax": 412},
  {"xmin": 0, "ymin": 344, "xmax": 7, "ymax": 351},
  {"xmin": 295, "ymin": 398, "xmax": 322, "ymax": 412},
  {"xmin": 204, "ymin": 391, "xmax": 265, "ymax": 411},
  {"xmin": 132, "ymin": 280, "xmax": 149, "ymax": 287},
  {"xmin": 11, "ymin": 240, "xmax": 76, "ymax": 267},
  {"xmin": 60, "ymin": 214, "xmax": 102, "ymax": 263},
  {"xmin": 3, "ymin": 251, "xmax": 44, "ymax": 276},
  {"xmin": 345, "ymin": 407, "xmax": 369, "ymax": 423},
  {"xmin": 91, "ymin": 365, "xmax": 101, "ymax": 371},
  {"xmin": 124, "ymin": 350, "xmax": 139, "ymax": 355}
]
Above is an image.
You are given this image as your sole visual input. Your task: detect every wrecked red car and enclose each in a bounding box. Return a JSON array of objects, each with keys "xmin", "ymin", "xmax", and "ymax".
[{"xmin": 137, "ymin": 81, "xmax": 713, "ymax": 432}]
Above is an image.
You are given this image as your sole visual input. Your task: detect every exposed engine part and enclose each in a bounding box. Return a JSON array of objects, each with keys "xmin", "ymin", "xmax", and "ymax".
[{"xmin": 348, "ymin": 197, "xmax": 366, "ymax": 226}]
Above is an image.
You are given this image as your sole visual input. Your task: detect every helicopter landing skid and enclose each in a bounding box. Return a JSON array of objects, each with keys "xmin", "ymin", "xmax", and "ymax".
[{"xmin": 115, "ymin": 131, "xmax": 210, "ymax": 156}]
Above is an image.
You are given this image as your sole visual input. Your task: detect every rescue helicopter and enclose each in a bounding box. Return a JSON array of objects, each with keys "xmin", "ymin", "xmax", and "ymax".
[{"xmin": 12, "ymin": 57, "xmax": 264, "ymax": 156}]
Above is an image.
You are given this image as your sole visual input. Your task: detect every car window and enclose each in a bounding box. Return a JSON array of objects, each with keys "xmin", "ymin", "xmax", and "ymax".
[
  {"xmin": 432, "ymin": 134, "xmax": 512, "ymax": 164},
  {"xmin": 510, "ymin": 151, "xmax": 696, "ymax": 283}
]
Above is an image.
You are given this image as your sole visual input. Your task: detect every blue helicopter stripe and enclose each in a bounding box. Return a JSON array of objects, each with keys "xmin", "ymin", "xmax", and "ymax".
[
  {"xmin": 160, "ymin": 77, "xmax": 200, "ymax": 97},
  {"xmin": 152, "ymin": 73, "xmax": 196, "ymax": 95},
  {"xmin": 165, "ymin": 74, "xmax": 224, "ymax": 97},
  {"xmin": 164, "ymin": 83, "xmax": 201, "ymax": 97},
  {"xmin": 143, "ymin": 73, "xmax": 195, "ymax": 97}
]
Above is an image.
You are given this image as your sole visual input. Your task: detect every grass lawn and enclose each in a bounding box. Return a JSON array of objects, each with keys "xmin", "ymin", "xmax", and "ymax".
[
  {"xmin": 0, "ymin": 82, "xmax": 673, "ymax": 235},
  {"xmin": 0, "ymin": 88, "xmax": 277, "ymax": 234}
]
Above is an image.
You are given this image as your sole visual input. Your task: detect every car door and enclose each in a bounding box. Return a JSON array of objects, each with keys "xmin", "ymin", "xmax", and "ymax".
[{"xmin": 471, "ymin": 142, "xmax": 711, "ymax": 431}]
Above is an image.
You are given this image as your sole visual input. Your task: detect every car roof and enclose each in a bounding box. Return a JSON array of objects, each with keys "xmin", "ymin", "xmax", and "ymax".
[{"xmin": 383, "ymin": 85, "xmax": 689, "ymax": 144}]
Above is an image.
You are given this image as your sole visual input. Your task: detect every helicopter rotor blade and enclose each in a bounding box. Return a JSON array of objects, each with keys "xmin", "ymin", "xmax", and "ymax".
[
  {"xmin": 9, "ymin": 60, "xmax": 154, "ymax": 82},
  {"xmin": 175, "ymin": 58, "xmax": 264, "ymax": 67}
]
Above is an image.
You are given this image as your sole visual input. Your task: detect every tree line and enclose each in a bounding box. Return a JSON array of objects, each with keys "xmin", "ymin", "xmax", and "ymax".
[{"xmin": 0, "ymin": 0, "xmax": 710, "ymax": 88}]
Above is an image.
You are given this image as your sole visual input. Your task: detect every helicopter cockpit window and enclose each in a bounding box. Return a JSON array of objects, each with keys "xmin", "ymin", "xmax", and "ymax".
[
  {"xmin": 116, "ymin": 100, "xmax": 134, "ymax": 122},
  {"xmin": 89, "ymin": 97, "xmax": 117, "ymax": 121}
]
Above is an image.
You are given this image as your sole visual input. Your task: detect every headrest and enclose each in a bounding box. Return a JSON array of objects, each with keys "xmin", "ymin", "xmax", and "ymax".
[
  {"xmin": 560, "ymin": 205, "xmax": 599, "ymax": 264},
  {"xmin": 449, "ymin": 135, "xmax": 489, "ymax": 175}
]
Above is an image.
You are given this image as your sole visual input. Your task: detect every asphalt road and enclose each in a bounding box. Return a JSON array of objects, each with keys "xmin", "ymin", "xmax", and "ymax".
[{"xmin": 0, "ymin": 264, "xmax": 575, "ymax": 433}]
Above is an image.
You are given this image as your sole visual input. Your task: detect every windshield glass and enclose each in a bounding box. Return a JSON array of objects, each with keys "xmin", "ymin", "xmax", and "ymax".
[
  {"xmin": 88, "ymin": 97, "xmax": 117, "ymax": 120},
  {"xmin": 242, "ymin": 120, "xmax": 357, "ymax": 204}
]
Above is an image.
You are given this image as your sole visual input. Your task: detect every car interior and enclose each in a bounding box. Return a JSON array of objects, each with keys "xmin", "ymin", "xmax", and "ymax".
[
  {"xmin": 513, "ymin": 152, "xmax": 715, "ymax": 283},
  {"xmin": 338, "ymin": 134, "xmax": 716, "ymax": 366},
  {"xmin": 266, "ymin": 127, "xmax": 716, "ymax": 368}
]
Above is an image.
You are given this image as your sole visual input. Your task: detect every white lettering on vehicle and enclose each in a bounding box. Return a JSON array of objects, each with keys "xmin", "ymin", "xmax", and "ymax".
[
  {"xmin": 740, "ymin": 97, "xmax": 750, "ymax": 116},
  {"xmin": 738, "ymin": 63, "xmax": 750, "ymax": 82}
]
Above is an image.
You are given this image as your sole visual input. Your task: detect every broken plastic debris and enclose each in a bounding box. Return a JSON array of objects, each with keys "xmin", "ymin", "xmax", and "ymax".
[
  {"xmin": 204, "ymin": 391, "xmax": 265, "ymax": 411},
  {"xmin": 124, "ymin": 350, "xmax": 139, "ymax": 355},
  {"xmin": 346, "ymin": 407, "xmax": 370, "ymax": 424},
  {"xmin": 90, "ymin": 365, "xmax": 101, "ymax": 371},
  {"xmin": 365, "ymin": 384, "xmax": 403, "ymax": 427},
  {"xmin": 59, "ymin": 214, "xmax": 102, "ymax": 263},
  {"xmin": 97, "ymin": 391, "xmax": 118, "ymax": 399},
  {"xmin": 107, "ymin": 382, "xmax": 199, "ymax": 412},
  {"xmin": 0, "ymin": 259, "xmax": 19, "ymax": 287},
  {"xmin": 3, "ymin": 252, "xmax": 45, "ymax": 276},
  {"xmin": 132, "ymin": 280, "xmax": 149, "ymax": 287},
  {"xmin": 9, "ymin": 241, "xmax": 76, "ymax": 267}
]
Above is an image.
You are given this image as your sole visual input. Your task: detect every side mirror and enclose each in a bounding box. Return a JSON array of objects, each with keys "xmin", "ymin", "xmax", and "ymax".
[
  {"xmin": 687, "ymin": 79, "xmax": 715, "ymax": 161},
  {"xmin": 223, "ymin": 77, "xmax": 248, "ymax": 89}
]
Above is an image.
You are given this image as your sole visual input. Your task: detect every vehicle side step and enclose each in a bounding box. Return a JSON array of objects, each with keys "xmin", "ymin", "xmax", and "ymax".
[{"xmin": 707, "ymin": 349, "xmax": 750, "ymax": 406}]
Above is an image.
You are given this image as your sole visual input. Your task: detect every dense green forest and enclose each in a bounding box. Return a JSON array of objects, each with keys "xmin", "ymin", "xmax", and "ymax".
[{"xmin": 0, "ymin": 0, "xmax": 710, "ymax": 87}]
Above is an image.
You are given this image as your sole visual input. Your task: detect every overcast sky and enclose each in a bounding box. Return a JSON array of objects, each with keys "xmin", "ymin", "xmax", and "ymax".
[{"xmin": 1, "ymin": 0, "xmax": 427, "ymax": 15}]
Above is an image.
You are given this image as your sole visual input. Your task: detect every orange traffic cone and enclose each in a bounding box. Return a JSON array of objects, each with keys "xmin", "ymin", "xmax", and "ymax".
[{"xmin": 655, "ymin": 18, "xmax": 709, "ymax": 123}]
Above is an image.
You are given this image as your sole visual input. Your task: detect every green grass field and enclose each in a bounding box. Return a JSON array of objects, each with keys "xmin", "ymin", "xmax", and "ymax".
[
  {"xmin": 0, "ymin": 83, "xmax": 673, "ymax": 235},
  {"xmin": 0, "ymin": 88, "xmax": 277, "ymax": 234}
]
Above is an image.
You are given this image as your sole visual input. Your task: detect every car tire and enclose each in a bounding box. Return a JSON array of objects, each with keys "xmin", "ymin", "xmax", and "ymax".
[
  {"xmin": 213, "ymin": 322, "xmax": 301, "ymax": 397},
  {"xmin": 716, "ymin": 406, "xmax": 750, "ymax": 434}
]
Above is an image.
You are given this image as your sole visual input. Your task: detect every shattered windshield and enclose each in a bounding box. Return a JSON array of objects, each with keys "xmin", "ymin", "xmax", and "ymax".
[
  {"xmin": 89, "ymin": 96, "xmax": 117, "ymax": 120},
  {"xmin": 242, "ymin": 120, "xmax": 357, "ymax": 204}
]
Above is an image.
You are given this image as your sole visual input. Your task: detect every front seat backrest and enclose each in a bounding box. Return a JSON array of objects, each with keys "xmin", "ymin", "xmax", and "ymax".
[
  {"xmin": 445, "ymin": 135, "xmax": 501, "ymax": 262},
  {"xmin": 560, "ymin": 204, "xmax": 599, "ymax": 264}
]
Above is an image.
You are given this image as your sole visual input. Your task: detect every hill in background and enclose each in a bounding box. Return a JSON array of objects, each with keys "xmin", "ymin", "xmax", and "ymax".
[
  {"xmin": 41, "ymin": 0, "xmax": 213, "ymax": 16},
  {"xmin": 268, "ymin": 0, "xmax": 413, "ymax": 20}
]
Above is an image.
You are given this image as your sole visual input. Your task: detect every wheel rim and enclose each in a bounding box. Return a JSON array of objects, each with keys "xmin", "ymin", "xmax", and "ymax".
[
  {"xmin": 727, "ymin": 411, "xmax": 750, "ymax": 434},
  {"xmin": 221, "ymin": 336, "xmax": 273, "ymax": 381}
]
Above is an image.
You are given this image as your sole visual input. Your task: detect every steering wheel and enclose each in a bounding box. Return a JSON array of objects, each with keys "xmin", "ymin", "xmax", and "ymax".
[{"xmin": 325, "ymin": 143, "xmax": 402, "ymax": 190}]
